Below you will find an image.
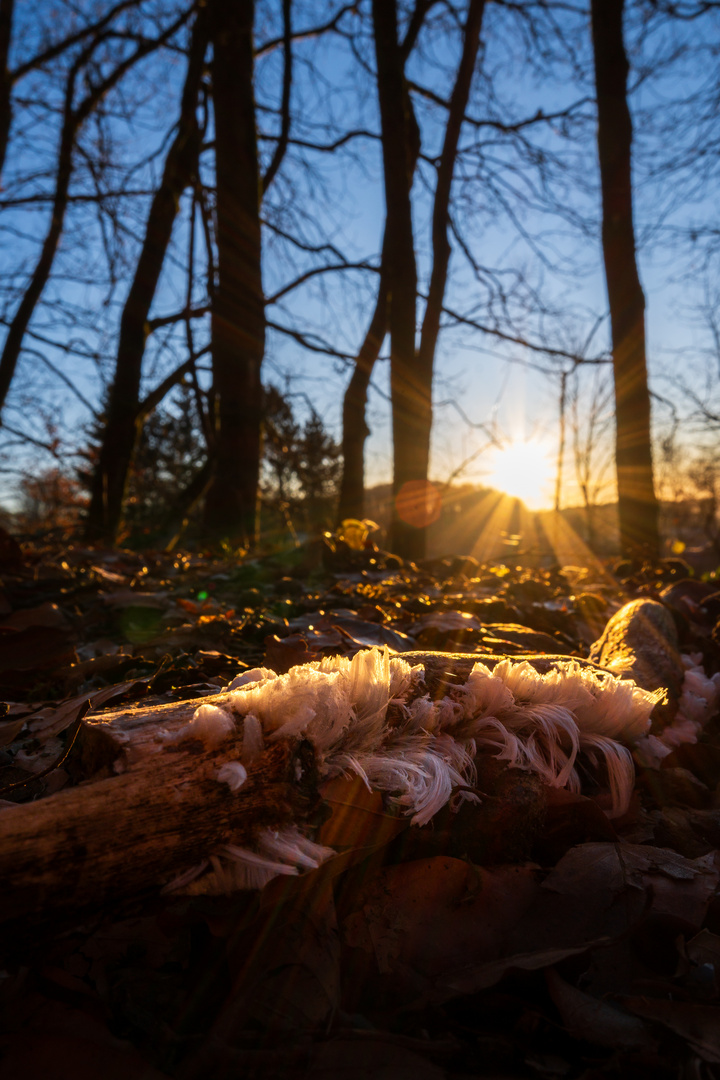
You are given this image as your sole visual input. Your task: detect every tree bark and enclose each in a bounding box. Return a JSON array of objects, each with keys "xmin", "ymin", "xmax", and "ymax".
[
  {"xmin": 590, "ymin": 0, "xmax": 660, "ymax": 559},
  {"xmin": 0, "ymin": 687, "xmax": 319, "ymax": 927},
  {"xmin": 85, "ymin": 11, "xmax": 209, "ymax": 543},
  {"xmin": 337, "ymin": 262, "xmax": 387, "ymax": 524},
  {"xmin": 372, "ymin": 0, "xmax": 420, "ymax": 559},
  {"xmin": 373, "ymin": 0, "xmax": 484, "ymax": 560},
  {"xmin": 338, "ymin": 59, "xmax": 425, "ymax": 530},
  {"xmin": 203, "ymin": 0, "xmax": 265, "ymax": 547},
  {"xmin": 416, "ymin": 0, "xmax": 485, "ymax": 381}
]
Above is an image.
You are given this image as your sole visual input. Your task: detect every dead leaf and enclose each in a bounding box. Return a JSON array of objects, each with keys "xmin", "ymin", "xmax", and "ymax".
[
  {"xmin": 0, "ymin": 716, "xmax": 27, "ymax": 747},
  {"xmin": 305, "ymin": 1037, "xmax": 446, "ymax": 1079},
  {"xmin": 687, "ymin": 928, "xmax": 720, "ymax": 969},
  {"xmin": 0, "ymin": 602, "xmax": 69, "ymax": 631},
  {"xmin": 26, "ymin": 693, "xmax": 96, "ymax": 739},
  {"xmin": 100, "ymin": 590, "xmax": 169, "ymax": 608},
  {"xmin": 330, "ymin": 614, "xmax": 414, "ymax": 651},
  {"xmin": 544, "ymin": 842, "xmax": 720, "ymax": 930},
  {"xmin": 215, "ymin": 878, "xmax": 341, "ymax": 1037},
  {"xmin": 0, "ymin": 526, "xmax": 23, "ymax": 569},
  {"xmin": 546, "ymin": 968, "xmax": 656, "ymax": 1050},
  {"xmin": 0, "ymin": 626, "xmax": 76, "ymax": 674},
  {"xmin": 623, "ymin": 998, "xmax": 720, "ymax": 1063},
  {"xmin": 0, "ymin": 1033, "xmax": 170, "ymax": 1079},
  {"xmin": 264, "ymin": 632, "xmax": 316, "ymax": 672},
  {"xmin": 317, "ymin": 774, "xmax": 407, "ymax": 853},
  {"xmin": 413, "ymin": 610, "xmax": 483, "ymax": 633}
]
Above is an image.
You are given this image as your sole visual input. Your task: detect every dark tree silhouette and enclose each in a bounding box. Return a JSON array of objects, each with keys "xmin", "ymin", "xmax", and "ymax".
[
  {"xmin": 0, "ymin": 6, "xmax": 189, "ymax": 421},
  {"xmin": 86, "ymin": 6, "xmax": 209, "ymax": 543},
  {"xmin": 201, "ymin": 0, "xmax": 266, "ymax": 546},
  {"xmin": 591, "ymin": 0, "xmax": 660, "ymax": 558},
  {"xmin": 372, "ymin": 0, "xmax": 486, "ymax": 559}
]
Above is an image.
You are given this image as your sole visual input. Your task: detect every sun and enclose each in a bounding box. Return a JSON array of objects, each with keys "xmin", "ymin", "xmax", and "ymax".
[{"xmin": 485, "ymin": 438, "xmax": 555, "ymax": 510}]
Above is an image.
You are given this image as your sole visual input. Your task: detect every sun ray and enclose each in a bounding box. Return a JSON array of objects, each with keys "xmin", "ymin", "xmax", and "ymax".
[{"xmin": 484, "ymin": 439, "xmax": 555, "ymax": 510}]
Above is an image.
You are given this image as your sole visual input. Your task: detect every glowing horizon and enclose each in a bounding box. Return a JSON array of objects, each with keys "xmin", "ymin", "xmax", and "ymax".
[{"xmin": 483, "ymin": 438, "xmax": 556, "ymax": 511}]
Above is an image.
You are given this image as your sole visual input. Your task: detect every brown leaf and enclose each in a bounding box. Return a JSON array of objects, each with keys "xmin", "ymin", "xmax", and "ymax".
[
  {"xmin": 0, "ymin": 626, "xmax": 76, "ymax": 674},
  {"xmin": 330, "ymin": 614, "xmax": 414, "ymax": 651},
  {"xmin": 0, "ymin": 1033, "xmax": 169, "ymax": 1079},
  {"xmin": 26, "ymin": 693, "xmax": 96, "ymax": 739},
  {"xmin": 306, "ymin": 1037, "xmax": 446, "ymax": 1079},
  {"xmin": 686, "ymin": 928, "xmax": 720, "ymax": 968},
  {"xmin": 265, "ymin": 632, "xmax": 317, "ymax": 672},
  {"xmin": 341, "ymin": 840, "xmax": 658, "ymax": 1010},
  {"xmin": 0, "ymin": 716, "xmax": 27, "ymax": 747},
  {"xmin": 317, "ymin": 774, "xmax": 407, "ymax": 853},
  {"xmin": 216, "ymin": 877, "xmax": 341, "ymax": 1037},
  {"xmin": 0, "ymin": 602, "xmax": 69, "ymax": 631},
  {"xmin": 100, "ymin": 589, "xmax": 169, "ymax": 609},
  {"xmin": 542, "ymin": 843, "xmax": 719, "ymax": 930},
  {"xmin": 546, "ymin": 968, "xmax": 656, "ymax": 1050},
  {"xmin": 622, "ymin": 998, "xmax": 720, "ymax": 1063}
]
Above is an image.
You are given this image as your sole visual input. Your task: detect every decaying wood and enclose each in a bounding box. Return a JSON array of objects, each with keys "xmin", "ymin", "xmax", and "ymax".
[
  {"xmin": 0, "ymin": 651, "xmax": 608, "ymax": 927},
  {"xmin": 0, "ymin": 685, "xmax": 319, "ymax": 925}
]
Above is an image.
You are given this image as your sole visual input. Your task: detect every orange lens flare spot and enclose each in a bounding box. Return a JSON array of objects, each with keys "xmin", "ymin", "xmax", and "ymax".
[{"xmin": 395, "ymin": 480, "xmax": 442, "ymax": 528}]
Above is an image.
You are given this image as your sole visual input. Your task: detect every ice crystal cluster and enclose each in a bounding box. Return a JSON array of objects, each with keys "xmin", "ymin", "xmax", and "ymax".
[{"xmin": 166, "ymin": 646, "xmax": 712, "ymax": 895}]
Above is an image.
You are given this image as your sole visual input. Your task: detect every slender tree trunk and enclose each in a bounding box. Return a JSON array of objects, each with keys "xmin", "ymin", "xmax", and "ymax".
[
  {"xmin": 338, "ymin": 67, "xmax": 423, "ymax": 528},
  {"xmin": 373, "ymin": 0, "xmax": 484, "ymax": 560},
  {"xmin": 413, "ymin": 0, "xmax": 485, "ymax": 543},
  {"xmin": 590, "ymin": 0, "xmax": 660, "ymax": 559},
  {"xmin": 0, "ymin": 10, "xmax": 189, "ymax": 421},
  {"xmin": 337, "ymin": 261, "xmax": 387, "ymax": 523},
  {"xmin": 555, "ymin": 370, "xmax": 567, "ymax": 513},
  {"xmin": 85, "ymin": 13, "xmax": 209, "ymax": 542},
  {"xmin": 372, "ymin": 0, "xmax": 420, "ymax": 559},
  {"xmin": 417, "ymin": 0, "xmax": 485, "ymax": 372},
  {"xmin": 203, "ymin": 0, "xmax": 265, "ymax": 547},
  {"xmin": 0, "ymin": 72, "xmax": 77, "ymax": 414},
  {"xmin": 0, "ymin": 0, "xmax": 13, "ymax": 179}
]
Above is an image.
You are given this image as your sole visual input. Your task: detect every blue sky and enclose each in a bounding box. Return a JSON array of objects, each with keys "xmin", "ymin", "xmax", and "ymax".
[{"xmin": 1, "ymin": 0, "xmax": 719, "ymax": 511}]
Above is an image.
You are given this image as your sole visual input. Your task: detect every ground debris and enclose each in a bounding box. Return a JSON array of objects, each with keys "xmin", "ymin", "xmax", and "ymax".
[{"xmin": 2, "ymin": 539, "xmax": 720, "ymax": 1077}]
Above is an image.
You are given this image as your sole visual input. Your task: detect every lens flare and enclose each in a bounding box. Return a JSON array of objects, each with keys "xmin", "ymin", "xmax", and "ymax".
[{"xmin": 395, "ymin": 480, "xmax": 442, "ymax": 528}]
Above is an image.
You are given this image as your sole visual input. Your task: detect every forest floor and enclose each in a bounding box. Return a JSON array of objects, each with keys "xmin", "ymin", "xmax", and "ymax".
[{"xmin": 2, "ymin": 528, "xmax": 720, "ymax": 1079}]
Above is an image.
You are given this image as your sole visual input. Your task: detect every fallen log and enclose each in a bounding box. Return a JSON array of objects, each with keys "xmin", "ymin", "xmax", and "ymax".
[
  {"xmin": 0, "ymin": 686, "xmax": 320, "ymax": 925},
  {"xmin": 0, "ymin": 651, "xmax": 639, "ymax": 928}
]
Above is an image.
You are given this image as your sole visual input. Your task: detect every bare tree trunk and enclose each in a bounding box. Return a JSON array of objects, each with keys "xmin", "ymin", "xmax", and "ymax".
[
  {"xmin": 372, "ymin": 0, "xmax": 420, "ymax": 559},
  {"xmin": 202, "ymin": 0, "xmax": 265, "ymax": 547},
  {"xmin": 337, "ymin": 260, "xmax": 387, "ymax": 523},
  {"xmin": 414, "ymin": 0, "xmax": 485, "ymax": 544},
  {"xmin": 590, "ymin": 0, "xmax": 660, "ymax": 560},
  {"xmin": 85, "ymin": 11, "xmax": 209, "ymax": 543},
  {"xmin": 338, "ymin": 55, "xmax": 425, "ymax": 530},
  {"xmin": 373, "ymin": 0, "xmax": 484, "ymax": 560},
  {"xmin": 555, "ymin": 370, "xmax": 567, "ymax": 513},
  {"xmin": 0, "ymin": 10, "xmax": 189, "ymax": 420},
  {"xmin": 0, "ymin": 0, "xmax": 12, "ymax": 179},
  {"xmin": 0, "ymin": 69, "xmax": 76, "ymax": 415}
]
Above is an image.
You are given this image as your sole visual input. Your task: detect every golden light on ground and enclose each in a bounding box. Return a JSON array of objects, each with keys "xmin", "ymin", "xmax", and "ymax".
[{"xmin": 485, "ymin": 439, "xmax": 555, "ymax": 510}]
